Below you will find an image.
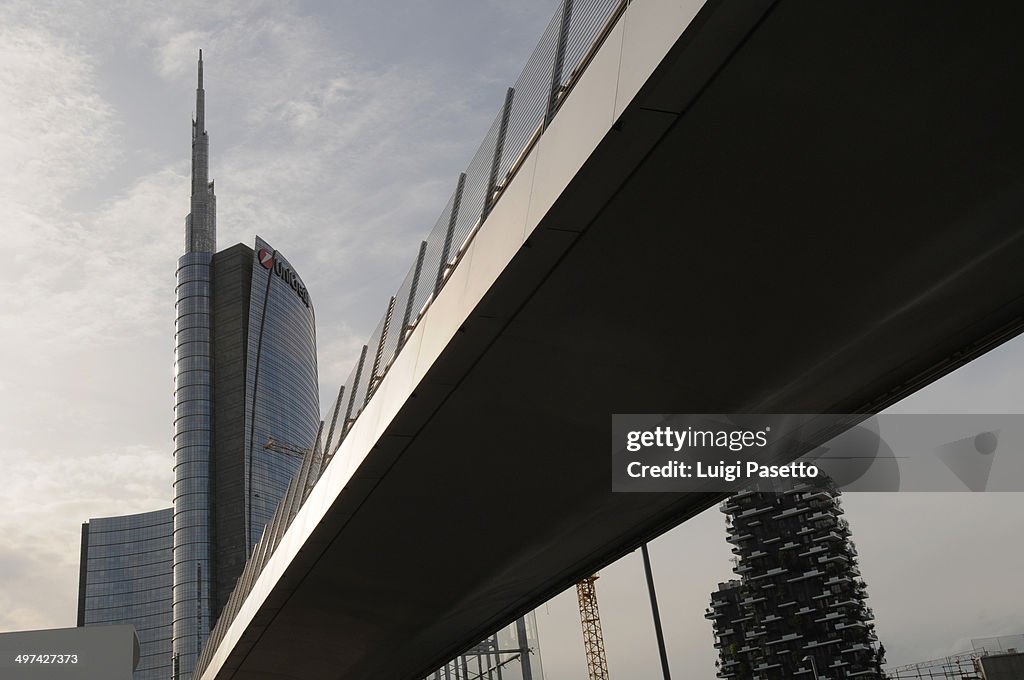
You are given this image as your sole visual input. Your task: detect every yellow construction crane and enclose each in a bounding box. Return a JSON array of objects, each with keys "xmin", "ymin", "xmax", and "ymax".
[{"xmin": 577, "ymin": 574, "xmax": 611, "ymax": 680}]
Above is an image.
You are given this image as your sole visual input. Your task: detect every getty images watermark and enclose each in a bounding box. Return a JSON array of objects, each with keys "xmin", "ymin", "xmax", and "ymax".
[{"xmin": 611, "ymin": 414, "xmax": 1024, "ymax": 492}]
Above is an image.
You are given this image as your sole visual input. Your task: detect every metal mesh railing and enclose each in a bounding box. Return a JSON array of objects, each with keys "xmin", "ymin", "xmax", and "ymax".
[
  {"xmin": 194, "ymin": 2, "xmax": 628, "ymax": 675},
  {"xmin": 454, "ymin": 110, "xmax": 504, "ymax": 254},
  {"xmin": 502, "ymin": 9, "xmax": 563, "ymax": 182},
  {"xmin": 563, "ymin": 0, "xmax": 623, "ymax": 87},
  {"xmin": 194, "ymin": 421, "xmax": 326, "ymax": 676}
]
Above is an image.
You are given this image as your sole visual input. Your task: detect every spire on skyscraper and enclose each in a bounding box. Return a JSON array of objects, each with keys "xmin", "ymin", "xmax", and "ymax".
[
  {"xmin": 195, "ymin": 49, "xmax": 204, "ymax": 132},
  {"xmin": 185, "ymin": 49, "xmax": 216, "ymax": 253}
]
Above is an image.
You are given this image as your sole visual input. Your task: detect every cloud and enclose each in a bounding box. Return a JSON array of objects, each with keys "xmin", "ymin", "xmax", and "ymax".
[
  {"xmin": 0, "ymin": 441, "xmax": 171, "ymax": 631},
  {"xmin": 0, "ymin": 6, "xmax": 178, "ymax": 632},
  {"xmin": 0, "ymin": 23, "xmax": 117, "ymax": 210}
]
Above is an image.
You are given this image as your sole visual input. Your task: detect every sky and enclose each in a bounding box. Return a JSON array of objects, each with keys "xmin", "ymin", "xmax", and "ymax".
[{"xmin": 0, "ymin": 1, "xmax": 1021, "ymax": 679}]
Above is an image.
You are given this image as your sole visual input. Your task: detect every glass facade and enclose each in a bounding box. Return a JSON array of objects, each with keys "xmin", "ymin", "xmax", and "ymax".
[
  {"xmin": 244, "ymin": 236, "xmax": 320, "ymax": 549},
  {"xmin": 79, "ymin": 508, "xmax": 173, "ymax": 680},
  {"xmin": 173, "ymin": 252, "xmax": 215, "ymax": 679},
  {"xmin": 171, "ymin": 238, "xmax": 319, "ymax": 680}
]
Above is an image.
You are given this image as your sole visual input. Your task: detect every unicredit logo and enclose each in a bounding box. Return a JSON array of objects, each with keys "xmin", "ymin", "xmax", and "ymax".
[
  {"xmin": 256, "ymin": 247, "xmax": 311, "ymax": 309},
  {"xmin": 258, "ymin": 248, "xmax": 274, "ymax": 269}
]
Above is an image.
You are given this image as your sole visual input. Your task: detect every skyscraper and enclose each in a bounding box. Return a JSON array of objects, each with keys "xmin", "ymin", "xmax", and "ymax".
[
  {"xmin": 75, "ymin": 53, "xmax": 318, "ymax": 680},
  {"xmin": 78, "ymin": 509, "xmax": 174, "ymax": 680},
  {"xmin": 172, "ymin": 52, "xmax": 320, "ymax": 679},
  {"xmin": 707, "ymin": 480, "xmax": 886, "ymax": 679}
]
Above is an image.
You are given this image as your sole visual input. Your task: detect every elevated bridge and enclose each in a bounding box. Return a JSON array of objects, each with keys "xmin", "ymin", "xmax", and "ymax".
[{"xmin": 196, "ymin": 1, "xmax": 1024, "ymax": 678}]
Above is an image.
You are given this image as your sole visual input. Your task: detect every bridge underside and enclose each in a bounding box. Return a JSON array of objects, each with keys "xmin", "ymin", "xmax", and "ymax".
[{"xmin": 208, "ymin": 1, "xmax": 1024, "ymax": 678}]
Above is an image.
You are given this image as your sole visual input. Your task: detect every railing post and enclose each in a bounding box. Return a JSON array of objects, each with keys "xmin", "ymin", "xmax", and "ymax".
[
  {"xmin": 268, "ymin": 477, "xmax": 299, "ymax": 558},
  {"xmin": 399, "ymin": 240, "xmax": 428, "ymax": 352},
  {"xmin": 545, "ymin": 0, "xmax": 574, "ymax": 128},
  {"xmin": 436, "ymin": 173, "xmax": 466, "ymax": 296},
  {"xmin": 320, "ymin": 384, "xmax": 345, "ymax": 473},
  {"xmin": 483, "ymin": 87, "xmax": 515, "ymax": 219},
  {"xmin": 299, "ymin": 421, "xmax": 325, "ymax": 503},
  {"xmin": 343, "ymin": 344, "xmax": 368, "ymax": 431},
  {"xmin": 367, "ymin": 296, "xmax": 397, "ymax": 403}
]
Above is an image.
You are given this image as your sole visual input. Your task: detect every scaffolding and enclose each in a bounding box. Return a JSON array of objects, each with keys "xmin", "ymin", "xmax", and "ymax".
[
  {"xmin": 429, "ymin": 613, "xmax": 541, "ymax": 680},
  {"xmin": 888, "ymin": 637, "xmax": 1024, "ymax": 680},
  {"xmin": 887, "ymin": 650, "xmax": 983, "ymax": 679}
]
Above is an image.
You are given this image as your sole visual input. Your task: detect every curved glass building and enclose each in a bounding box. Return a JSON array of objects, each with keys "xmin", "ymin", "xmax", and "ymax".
[
  {"xmin": 243, "ymin": 236, "xmax": 320, "ymax": 549},
  {"xmin": 78, "ymin": 509, "xmax": 174, "ymax": 680},
  {"xmin": 172, "ymin": 50, "xmax": 217, "ymax": 679},
  {"xmin": 173, "ymin": 248, "xmax": 214, "ymax": 678},
  {"xmin": 171, "ymin": 53, "xmax": 320, "ymax": 680}
]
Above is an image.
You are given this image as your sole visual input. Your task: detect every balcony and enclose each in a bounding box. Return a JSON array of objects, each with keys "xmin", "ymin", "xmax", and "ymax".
[
  {"xmin": 841, "ymin": 644, "xmax": 872, "ymax": 654},
  {"xmin": 738, "ymin": 505, "xmax": 775, "ymax": 519},
  {"xmin": 750, "ymin": 567, "xmax": 788, "ymax": 581},
  {"xmin": 786, "ymin": 569, "xmax": 824, "ymax": 583},
  {"xmin": 766, "ymin": 633, "xmax": 803, "ymax": 646},
  {"xmin": 726, "ymin": 532, "xmax": 754, "ymax": 544},
  {"xmin": 804, "ymin": 638, "xmax": 843, "ymax": 650},
  {"xmin": 753, "ymin": 662, "xmax": 783, "ymax": 671},
  {"xmin": 771, "ymin": 507, "xmax": 807, "ymax": 520},
  {"xmin": 799, "ymin": 545, "xmax": 828, "ymax": 557}
]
